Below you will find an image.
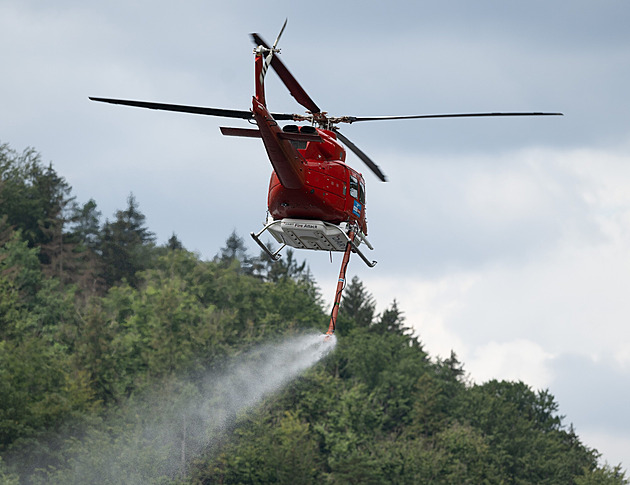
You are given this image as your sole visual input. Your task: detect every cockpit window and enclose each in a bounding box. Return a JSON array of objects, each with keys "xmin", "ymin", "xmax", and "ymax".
[
  {"xmin": 349, "ymin": 175, "xmax": 359, "ymax": 199},
  {"xmin": 359, "ymin": 181, "xmax": 365, "ymax": 204}
]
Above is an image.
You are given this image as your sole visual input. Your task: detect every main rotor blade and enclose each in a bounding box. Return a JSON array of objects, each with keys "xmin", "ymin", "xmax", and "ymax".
[
  {"xmin": 89, "ymin": 97, "xmax": 298, "ymax": 121},
  {"xmin": 342, "ymin": 111, "xmax": 564, "ymax": 123},
  {"xmin": 89, "ymin": 97, "xmax": 253, "ymax": 119},
  {"xmin": 335, "ymin": 130, "xmax": 387, "ymax": 182},
  {"xmin": 250, "ymin": 33, "xmax": 321, "ymax": 115}
]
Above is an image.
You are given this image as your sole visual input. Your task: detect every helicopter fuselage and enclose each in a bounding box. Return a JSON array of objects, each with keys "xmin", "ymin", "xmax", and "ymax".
[
  {"xmin": 266, "ymin": 127, "xmax": 368, "ymax": 234},
  {"xmin": 249, "ymin": 54, "xmax": 369, "ymax": 234}
]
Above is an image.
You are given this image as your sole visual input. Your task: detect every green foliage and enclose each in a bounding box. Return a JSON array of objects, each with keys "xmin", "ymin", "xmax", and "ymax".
[
  {"xmin": 0, "ymin": 337, "xmax": 95, "ymax": 450},
  {"xmin": 455, "ymin": 380, "xmax": 600, "ymax": 483},
  {"xmin": 98, "ymin": 193, "xmax": 156, "ymax": 288},
  {"xmin": 0, "ymin": 144, "xmax": 73, "ymax": 252},
  {"xmin": 576, "ymin": 464, "xmax": 630, "ymax": 485},
  {"xmin": 0, "ymin": 456, "xmax": 19, "ymax": 485},
  {"xmin": 0, "ymin": 140, "xmax": 626, "ymax": 484},
  {"xmin": 216, "ymin": 230, "xmax": 250, "ymax": 266},
  {"xmin": 335, "ymin": 275, "xmax": 376, "ymax": 336},
  {"xmin": 68, "ymin": 198, "xmax": 101, "ymax": 250},
  {"xmin": 0, "ymin": 230, "xmax": 43, "ymax": 306},
  {"xmin": 201, "ymin": 410, "xmax": 321, "ymax": 484}
]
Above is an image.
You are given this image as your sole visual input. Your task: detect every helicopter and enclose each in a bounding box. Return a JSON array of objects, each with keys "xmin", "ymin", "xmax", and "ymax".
[{"xmin": 90, "ymin": 20, "xmax": 562, "ymax": 335}]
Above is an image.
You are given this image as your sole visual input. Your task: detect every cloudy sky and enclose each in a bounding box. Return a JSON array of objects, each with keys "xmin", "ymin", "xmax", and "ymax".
[{"xmin": 2, "ymin": 0, "xmax": 629, "ymax": 468}]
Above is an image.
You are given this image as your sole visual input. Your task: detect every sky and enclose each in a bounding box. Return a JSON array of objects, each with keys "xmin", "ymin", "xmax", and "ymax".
[{"xmin": 2, "ymin": 0, "xmax": 629, "ymax": 469}]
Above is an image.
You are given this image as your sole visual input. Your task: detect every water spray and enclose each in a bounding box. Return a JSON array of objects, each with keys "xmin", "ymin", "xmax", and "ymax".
[{"xmin": 11, "ymin": 331, "xmax": 336, "ymax": 484}]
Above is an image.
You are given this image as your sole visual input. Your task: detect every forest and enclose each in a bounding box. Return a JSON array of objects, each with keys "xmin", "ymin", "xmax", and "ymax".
[{"xmin": 0, "ymin": 141, "xmax": 627, "ymax": 484}]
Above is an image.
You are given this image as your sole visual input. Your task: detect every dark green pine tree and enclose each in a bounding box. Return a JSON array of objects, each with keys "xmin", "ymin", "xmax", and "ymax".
[
  {"xmin": 216, "ymin": 230, "xmax": 250, "ymax": 266},
  {"xmin": 69, "ymin": 198, "xmax": 102, "ymax": 250},
  {"xmin": 66, "ymin": 199, "xmax": 105, "ymax": 296},
  {"xmin": 37, "ymin": 164, "xmax": 78, "ymax": 280},
  {"xmin": 0, "ymin": 144, "xmax": 88, "ymax": 285},
  {"xmin": 263, "ymin": 248, "xmax": 306, "ymax": 283},
  {"xmin": 0, "ymin": 144, "xmax": 46, "ymax": 246},
  {"xmin": 370, "ymin": 299, "xmax": 423, "ymax": 347},
  {"xmin": 338, "ymin": 275, "xmax": 376, "ymax": 335},
  {"xmin": 371, "ymin": 299, "xmax": 402, "ymax": 333},
  {"xmin": 98, "ymin": 194, "xmax": 155, "ymax": 288},
  {"xmin": 166, "ymin": 232, "xmax": 184, "ymax": 251},
  {"xmin": 0, "ymin": 145, "xmax": 76, "ymax": 262}
]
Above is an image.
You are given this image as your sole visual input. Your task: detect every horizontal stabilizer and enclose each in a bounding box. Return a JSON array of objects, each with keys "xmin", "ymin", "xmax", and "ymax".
[{"xmin": 220, "ymin": 127, "xmax": 262, "ymax": 138}]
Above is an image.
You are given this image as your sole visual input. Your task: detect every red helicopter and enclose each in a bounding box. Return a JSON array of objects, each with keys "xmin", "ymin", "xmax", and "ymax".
[{"xmin": 90, "ymin": 21, "xmax": 562, "ymax": 335}]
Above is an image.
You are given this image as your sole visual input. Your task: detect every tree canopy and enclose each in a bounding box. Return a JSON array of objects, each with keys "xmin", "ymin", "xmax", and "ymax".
[{"xmin": 0, "ymin": 142, "xmax": 626, "ymax": 484}]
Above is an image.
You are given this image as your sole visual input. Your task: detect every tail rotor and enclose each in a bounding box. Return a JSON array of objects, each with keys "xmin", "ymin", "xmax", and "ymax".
[{"xmin": 258, "ymin": 18, "xmax": 287, "ymax": 83}]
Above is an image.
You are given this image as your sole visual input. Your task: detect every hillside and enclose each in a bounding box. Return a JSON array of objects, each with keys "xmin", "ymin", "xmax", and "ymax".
[{"xmin": 0, "ymin": 142, "xmax": 627, "ymax": 484}]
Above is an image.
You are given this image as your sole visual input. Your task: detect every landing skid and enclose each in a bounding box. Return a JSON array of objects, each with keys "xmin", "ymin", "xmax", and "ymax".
[{"xmin": 250, "ymin": 217, "xmax": 377, "ymax": 267}]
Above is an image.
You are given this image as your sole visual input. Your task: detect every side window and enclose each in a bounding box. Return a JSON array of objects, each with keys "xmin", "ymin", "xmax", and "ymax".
[
  {"xmin": 349, "ymin": 175, "xmax": 359, "ymax": 199},
  {"xmin": 359, "ymin": 181, "xmax": 366, "ymax": 204}
]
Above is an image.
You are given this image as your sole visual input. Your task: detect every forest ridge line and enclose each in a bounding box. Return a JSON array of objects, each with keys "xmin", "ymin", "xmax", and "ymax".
[{"xmin": 0, "ymin": 142, "xmax": 626, "ymax": 483}]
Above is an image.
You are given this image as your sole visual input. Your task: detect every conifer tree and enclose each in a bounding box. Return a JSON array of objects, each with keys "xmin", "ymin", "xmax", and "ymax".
[
  {"xmin": 216, "ymin": 230, "xmax": 249, "ymax": 265},
  {"xmin": 166, "ymin": 232, "xmax": 184, "ymax": 251},
  {"xmin": 98, "ymin": 194, "xmax": 155, "ymax": 288},
  {"xmin": 340, "ymin": 275, "xmax": 376, "ymax": 329},
  {"xmin": 0, "ymin": 145, "xmax": 75, "ymax": 259},
  {"xmin": 264, "ymin": 248, "xmax": 306, "ymax": 283},
  {"xmin": 69, "ymin": 199, "xmax": 101, "ymax": 250}
]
